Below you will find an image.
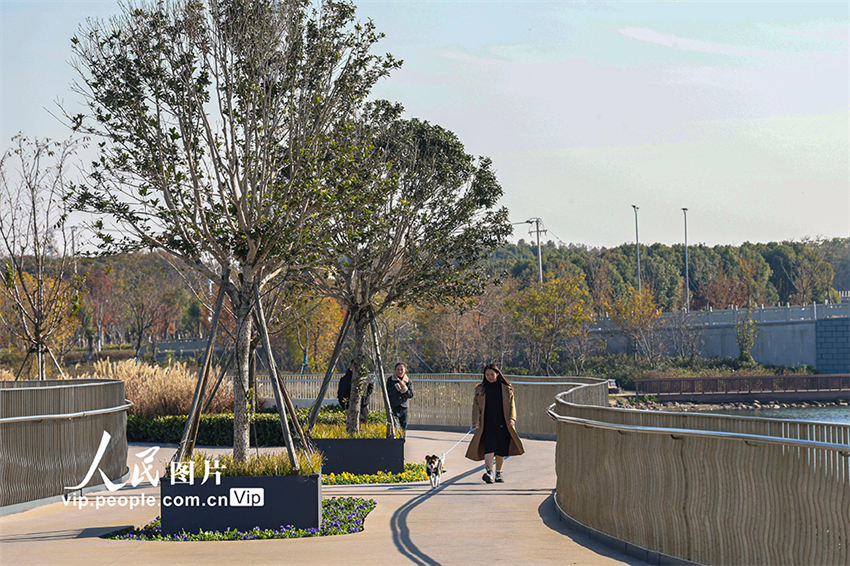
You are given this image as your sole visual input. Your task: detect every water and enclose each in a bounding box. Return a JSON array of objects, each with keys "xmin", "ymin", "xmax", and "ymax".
[{"xmin": 707, "ymin": 405, "xmax": 850, "ymax": 425}]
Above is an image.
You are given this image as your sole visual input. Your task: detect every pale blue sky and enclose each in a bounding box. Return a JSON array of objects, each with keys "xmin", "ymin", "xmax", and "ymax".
[{"xmin": 1, "ymin": 1, "xmax": 848, "ymax": 247}]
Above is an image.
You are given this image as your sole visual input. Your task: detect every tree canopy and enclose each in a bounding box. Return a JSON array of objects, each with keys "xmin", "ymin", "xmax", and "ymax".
[{"xmin": 68, "ymin": 0, "xmax": 399, "ymax": 460}]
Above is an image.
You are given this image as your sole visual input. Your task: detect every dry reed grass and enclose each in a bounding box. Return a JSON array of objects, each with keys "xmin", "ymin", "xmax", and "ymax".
[{"xmin": 83, "ymin": 359, "xmax": 233, "ymax": 417}]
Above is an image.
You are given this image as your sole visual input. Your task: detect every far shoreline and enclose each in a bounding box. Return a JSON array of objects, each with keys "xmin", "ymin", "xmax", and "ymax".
[{"xmin": 615, "ymin": 397, "xmax": 850, "ymax": 414}]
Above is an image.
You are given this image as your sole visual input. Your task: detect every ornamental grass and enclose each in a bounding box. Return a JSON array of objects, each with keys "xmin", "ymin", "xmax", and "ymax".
[
  {"xmin": 84, "ymin": 359, "xmax": 233, "ymax": 417},
  {"xmin": 175, "ymin": 449, "xmax": 324, "ymax": 477},
  {"xmin": 309, "ymin": 422, "xmax": 403, "ymax": 439}
]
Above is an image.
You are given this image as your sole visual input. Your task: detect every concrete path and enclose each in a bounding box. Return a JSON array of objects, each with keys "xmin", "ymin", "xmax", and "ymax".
[{"xmin": 0, "ymin": 431, "xmax": 647, "ymax": 566}]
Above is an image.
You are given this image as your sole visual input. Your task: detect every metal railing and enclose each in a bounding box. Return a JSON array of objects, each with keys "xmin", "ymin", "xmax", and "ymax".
[
  {"xmin": 0, "ymin": 379, "xmax": 130, "ymax": 507},
  {"xmin": 637, "ymin": 374, "xmax": 850, "ymax": 397},
  {"xmin": 549, "ymin": 382, "xmax": 850, "ymax": 565},
  {"xmin": 257, "ymin": 373, "xmax": 602, "ymax": 436},
  {"xmin": 594, "ymin": 301, "xmax": 849, "ymax": 329}
]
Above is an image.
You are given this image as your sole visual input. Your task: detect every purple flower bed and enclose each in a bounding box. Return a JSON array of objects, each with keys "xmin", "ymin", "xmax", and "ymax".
[{"xmin": 105, "ymin": 497, "xmax": 376, "ymax": 541}]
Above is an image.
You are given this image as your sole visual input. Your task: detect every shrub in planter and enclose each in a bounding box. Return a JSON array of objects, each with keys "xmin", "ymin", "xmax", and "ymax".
[
  {"xmin": 127, "ymin": 407, "xmax": 389, "ymax": 445},
  {"xmin": 303, "ymin": 423, "xmax": 405, "ymax": 475},
  {"xmin": 160, "ymin": 450, "xmax": 323, "ymax": 535},
  {"xmin": 129, "ymin": 413, "xmax": 290, "ymax": 445}
]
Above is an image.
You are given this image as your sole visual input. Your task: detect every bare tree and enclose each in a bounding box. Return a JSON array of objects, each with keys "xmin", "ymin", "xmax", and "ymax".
[
  {"xmin": 786, "ymin": 238, "xmax": 836, "ymax": 304},
  {"xmin": 474, "ymin": 281, "xmax": 516, "ymax": 369},
  {"xmin": 562, "ymin": 320, "xmax": 601, "ymax": 375},
  {"xmin": 0, "ymin": 135, "xmax": 81, "ymax": 379},
  {"xmin": 667, "ymin": 308, "xmax": 702, "ymax": 361},
  {"xmin": 417, "ymin": 304, "xmax": 479, "ymax": 372}
]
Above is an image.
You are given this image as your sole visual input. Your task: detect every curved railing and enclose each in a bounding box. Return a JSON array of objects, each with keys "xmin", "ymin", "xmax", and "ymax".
[
  {"xmin": 549, "ymin": 383, "xmax": 850, "ymax": 565},
  {"xmin": 0, "ymin": 379, "xmax": 131, "ymax": 507},
  {"xmin": 269, "ymin": 374, "xmax": 607, "ymax": 435}
]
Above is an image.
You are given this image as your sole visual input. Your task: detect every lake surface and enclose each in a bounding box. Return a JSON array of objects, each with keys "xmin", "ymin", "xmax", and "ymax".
[{"xmin": 706, "ymin": 406, "xmax": 850, "ymax": 425}]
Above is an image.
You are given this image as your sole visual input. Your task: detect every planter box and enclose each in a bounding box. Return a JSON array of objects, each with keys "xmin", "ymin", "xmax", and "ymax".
[
  {"xmin": 309, "ymin": 438, "xmax": 405, "ymax": 474},
  {"xmin": 160, "ymin": 474, "xmax": 321, "ymax": 535}
]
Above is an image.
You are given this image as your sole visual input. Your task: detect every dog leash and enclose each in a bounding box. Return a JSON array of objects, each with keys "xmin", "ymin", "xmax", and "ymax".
[{"xmin": 441, "ymin": 426, "xmax": 476, "ymax": 461}]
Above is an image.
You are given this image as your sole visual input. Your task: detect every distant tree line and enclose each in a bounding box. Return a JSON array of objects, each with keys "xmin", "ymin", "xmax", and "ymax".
[
  {"xmin": 494, "ymin": 237, "xmax": 848, "ymax": 312},
  {"xmin": 3, "ymin": 237, "xmax": 843, "ymax": 378}
]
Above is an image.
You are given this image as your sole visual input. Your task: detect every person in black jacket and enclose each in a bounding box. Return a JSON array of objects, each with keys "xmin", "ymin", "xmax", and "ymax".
[
  {"xmin": 359, "ymin": 373, "xmax": 375, "ymax": 424},
  {"xmin": 337, "ymin": 361, "xmax": 354, "ymax": 410},
  {"xmin": 386, "ymin": 362, "xmax": 414, "ymax": 433}
]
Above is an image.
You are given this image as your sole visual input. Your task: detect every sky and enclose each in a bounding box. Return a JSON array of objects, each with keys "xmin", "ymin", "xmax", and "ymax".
[{"xmin": 1, "ymin": 0, "xmax": 848, "ymax": 248}]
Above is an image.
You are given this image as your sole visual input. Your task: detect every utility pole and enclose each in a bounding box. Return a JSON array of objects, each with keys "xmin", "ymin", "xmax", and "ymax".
[
  {"xmin": 631, "ymin": 205, "xmax": 641, "ymax": 293},
  {"xmin": 682, "ymin": 208, "xmax": 689, "ymax": 312},
  {"xmin": 511, "ymin": 218, "xmax": 547, "ymax": 283},
  {"xmin": 529, "ymin": 217, "xmax": 546, "ymax": 283},
  {"xmin": 70, "ymin": 226, "xmax": 77, "ymax": 276}
]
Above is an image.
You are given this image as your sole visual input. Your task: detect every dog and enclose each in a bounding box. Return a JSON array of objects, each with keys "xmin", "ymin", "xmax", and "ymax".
[{"xmin": 424, "ymin": 454, "xmax": 444, "ymax": 488}]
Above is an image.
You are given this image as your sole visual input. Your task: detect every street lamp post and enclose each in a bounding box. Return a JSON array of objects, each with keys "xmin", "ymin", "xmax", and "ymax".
[
  {"xmin": 682, "ymin": 208, "xmax": 689, "ymax": 312},
  {"xmin": 70, "ymin": 226, "xmax": 77, "ymax": 276},
  {"xmin": 631, "ymin": 205, "xmax": 641, "ymax": 292}
]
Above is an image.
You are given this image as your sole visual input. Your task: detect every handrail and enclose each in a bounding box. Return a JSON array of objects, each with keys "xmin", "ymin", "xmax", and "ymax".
[
  {"xmin": 0, "ymin": 401, "xmax": 133, "ymax": 424},
  {"xmin": 260, "ymin": 377, "xmax": 590, "ymax": 386},
  {"xmin": 1, "ymin": 378, "xmax": 130, "ymax": 508},
  {"xmin": 637, "ymin": 373, "xmax": 850, "ymax": 383},
  {"xmin": 635, "ymin": 373, "xmax": 850, "ymax": 397},
  {"xmin": 551, "ymin": 378, "xmax": 849, "ymax": 565},
  {"xmin": 0, "ymin": 379, "xmax": 122, "ymax": 390},
  {"xmin": 547, "ymin": 403, "xmax": 850, "ymax": 454}
]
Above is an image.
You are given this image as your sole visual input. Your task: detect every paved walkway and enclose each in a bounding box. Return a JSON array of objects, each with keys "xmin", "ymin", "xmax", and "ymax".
[{"xmin": 0, "ymin": 431, "xmax": 646, "ymax": 566}]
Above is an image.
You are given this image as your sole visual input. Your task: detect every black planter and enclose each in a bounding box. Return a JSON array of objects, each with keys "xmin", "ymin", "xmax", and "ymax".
[
  {"xmin": 309, "ymin": 438, "xmax": 405, "ymax": 474},
  {"xmin": 160, "ymin": 474, "xmax": 321, "ymax": 535}
]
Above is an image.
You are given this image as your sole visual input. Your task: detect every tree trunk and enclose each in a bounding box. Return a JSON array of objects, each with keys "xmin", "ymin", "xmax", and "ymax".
[
  {"xmin": 233, "ymin": 283, "xmax": 253, "ymax": 464},
  {"xmin": 36, "ymin": 342, "xmax": 44, "ymax": 380},
  {"xmin": 345, "ymin": 308, "xmax": 368, "ymax": 434}
]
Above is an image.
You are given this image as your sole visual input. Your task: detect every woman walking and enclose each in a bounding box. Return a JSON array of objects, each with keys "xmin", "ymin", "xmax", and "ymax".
[
  {"xmin": 387, "ymin": 362, "xmax": 414, "ymax": 433},
  {"xmin": 465, "ymin": 363, "xmax": 524, "ymax": 483}
]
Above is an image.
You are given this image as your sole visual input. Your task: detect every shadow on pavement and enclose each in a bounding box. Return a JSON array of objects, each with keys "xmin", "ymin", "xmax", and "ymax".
[
  {"xmin": 390, "ymin": 466, "xmax": 481, "ymax": 566},
  {"xmin": 0, "ymin": 526, "xmax": 129, "ymax": 543},
  {"xmin": 537, "ymin": 491, "xmax": 649, "ymax": 565}
]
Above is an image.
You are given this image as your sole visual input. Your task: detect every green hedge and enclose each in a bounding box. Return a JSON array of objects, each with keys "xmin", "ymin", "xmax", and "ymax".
[{"xmin": 127, "ymin": 407, "xmax": 388, "ymax": 446}]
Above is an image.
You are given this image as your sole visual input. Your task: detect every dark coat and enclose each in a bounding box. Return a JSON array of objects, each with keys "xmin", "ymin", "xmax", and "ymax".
[
  {"xmin": 386, "ymin": 374, "xmax": 414, "ymax": 408},
  {"xmin": 359, "ymin": 376, "xmax": 375, "ymax": 418},
  {"xmin": 337, "ymin": 369, "xmax": 352, "ymax": 408},
  {"xmin": 465, "ymin": 380, "xmax": 524, "ymax": 461}
]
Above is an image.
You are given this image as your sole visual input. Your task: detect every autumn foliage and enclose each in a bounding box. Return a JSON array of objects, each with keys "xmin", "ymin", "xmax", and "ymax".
[{"xmin": 607, "ymin": 286, "xmax": 663, "ymax": 363}]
